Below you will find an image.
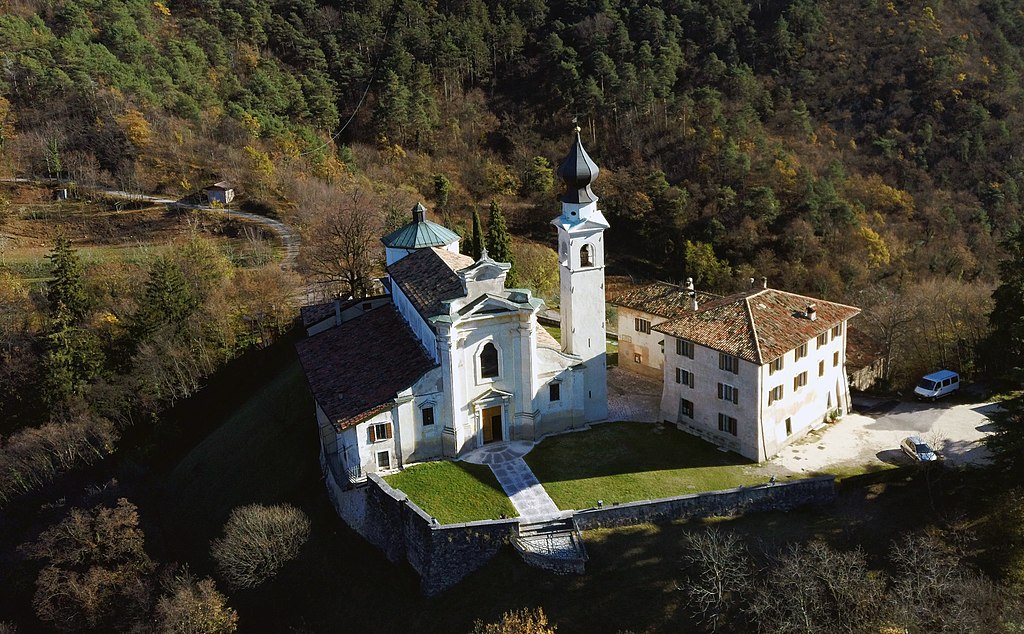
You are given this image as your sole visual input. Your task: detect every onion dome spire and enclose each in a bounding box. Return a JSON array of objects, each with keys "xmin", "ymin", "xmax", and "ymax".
[{"xmin": 557, "ymin": 125, "xmax": 599, "ymax": 204}]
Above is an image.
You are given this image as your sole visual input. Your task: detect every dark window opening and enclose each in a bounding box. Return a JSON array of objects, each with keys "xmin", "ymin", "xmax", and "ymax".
[
  {"xmin": 422, "ymin": 407, "xmax": 434, "ymax": 426},
  {"xmin": 480, "ymin": 342, "xmax": 499, "ymax": 378},
  {"xmin": 580, "ymin": 244, "xmax": 592, "ymax": 267}
]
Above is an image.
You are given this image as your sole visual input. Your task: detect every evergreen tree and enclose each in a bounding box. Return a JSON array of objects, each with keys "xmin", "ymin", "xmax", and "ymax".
[
  {"xmin": 486, "ymin": 200, "xmax": 511, "ymax": 263},
  {"xmin": 42, "ymin": 307, "xmax": 104, "ymax": 407},
  {"xmin": 470, "ymin": 209, "xmax": 484, "ymax": 260},
  {"xmin": 987, "ymin": 227, "xmax": 1024, "ymax": 373},
  {"xmin": 46, "ymin": 235, "xmax": 90, "ymax": 324},
  {"xmin": 133, "ymin": 256, "xmax": 199, "ymax": 340},
  {"xmin": 434, "ymin": 174, "xmax": 452, "ymax": 210}
]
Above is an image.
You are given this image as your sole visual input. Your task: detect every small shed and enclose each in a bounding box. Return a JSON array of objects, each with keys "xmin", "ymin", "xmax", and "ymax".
[{"xmin": 203, "ymin": 181, "xmax": 235, "ymax": 205}]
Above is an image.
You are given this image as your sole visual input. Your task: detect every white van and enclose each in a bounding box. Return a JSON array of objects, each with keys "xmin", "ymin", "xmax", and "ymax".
[{"xmin": 913, "ymin": 370, "xmax": 960, "ymax": 401}]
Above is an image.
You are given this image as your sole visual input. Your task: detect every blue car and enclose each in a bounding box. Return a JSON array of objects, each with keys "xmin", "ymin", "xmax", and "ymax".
[{"xmin": 901, "ymin": 436, "xmax": 938, "ymax": 462}]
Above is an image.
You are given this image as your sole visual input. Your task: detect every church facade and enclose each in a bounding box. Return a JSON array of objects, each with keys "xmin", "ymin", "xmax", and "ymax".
[{"xmin": 297, "ymin": 132, "xmax": 609, "ymax": 487}]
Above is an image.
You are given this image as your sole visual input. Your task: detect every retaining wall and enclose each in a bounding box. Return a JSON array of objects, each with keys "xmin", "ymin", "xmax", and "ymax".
[
  {"xmin": 323, "ymin": 458, "xmax": 835, "ymax": 595},
  {"xmin": 573, "ymin": 476, "xmax": 836, "ymax": 530}
]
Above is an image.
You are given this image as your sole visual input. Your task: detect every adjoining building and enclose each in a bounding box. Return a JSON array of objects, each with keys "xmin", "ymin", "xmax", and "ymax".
[
  {"xmin": 656, "ymin": 286, "xmax": 860, "ymax": 461},
  {"xmin": 611, "ymin": 280, "xmax": 719, "ymax": 379},
  {"xmin": 296, "ymin": 131, "xmax": 609, "ymax": 487}
]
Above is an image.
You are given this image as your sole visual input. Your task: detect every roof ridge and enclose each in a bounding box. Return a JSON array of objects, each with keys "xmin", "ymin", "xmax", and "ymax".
[{"xmin": 744, "ymin": 296, "xmax": 764, "ymax": 364}]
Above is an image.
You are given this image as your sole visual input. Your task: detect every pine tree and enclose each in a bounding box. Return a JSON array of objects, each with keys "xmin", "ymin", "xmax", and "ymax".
[
  {"xmin": 470, "ymin": 209, "xmax": 484, "ymax": 260},
  {"xmin": 133, "ymin": 256, "xmax": 199, "ymax": 340},
  {"xmin": 987, "ymin": 227, "xmax": 1024, "ymax": 373},
  {"xmin": 46, "ymin": 235, "xmax": 89, "ymax": 324},
  {"xmin": 42, "ymin": 307, "xmax": 104, "ymax": 406},
  {"xmin": 486, "ymin": 200, "xmax": 511, "ymax": 263}
]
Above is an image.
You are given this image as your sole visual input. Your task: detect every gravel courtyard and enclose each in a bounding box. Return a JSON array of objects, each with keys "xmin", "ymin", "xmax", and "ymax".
[{"xmin": 770, "ymin": 397, "xmax": 1001, "ymax": 473}]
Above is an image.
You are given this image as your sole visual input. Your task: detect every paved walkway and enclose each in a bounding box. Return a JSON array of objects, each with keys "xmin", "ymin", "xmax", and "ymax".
[
  {"xmin": 607, "ymin": 366, "xmax": 662, "ymax": 422},
  {"xmin": 460, "ymin": 441, "xmax": 563, "ymax": 523}
]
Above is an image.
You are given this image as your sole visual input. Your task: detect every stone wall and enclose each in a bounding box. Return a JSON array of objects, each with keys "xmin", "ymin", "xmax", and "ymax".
[
  {"xmin": 358, "ymin": 474, "xmax": 518, "ymax": 596},
  {"xmin": 573, "ymin": 476, "xmax": 835, "ymax": 530}
]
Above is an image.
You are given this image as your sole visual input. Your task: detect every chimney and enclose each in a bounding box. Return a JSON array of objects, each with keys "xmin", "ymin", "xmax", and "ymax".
[
  {"xmin": 761, "ymin": 276, "xmax": 768, "ymax": 289},
  {"xmin": 685, "ymin": 277, "xmax": 698, "ymax": 311},
  {"xmin": 807, "ymin": 304, "xmax": 817, "ymax": 321}
]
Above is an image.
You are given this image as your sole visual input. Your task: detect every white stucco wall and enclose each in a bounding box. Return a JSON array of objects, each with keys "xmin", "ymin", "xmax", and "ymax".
[
  {"xmin": 390, "ymin": 281, "xmax": 438, "ymax": 361},
  {"xmin": 660, "ymin": 320, "xmax": 854, "ymax": 462},
  {"xmin": 616, "ymin": 306, "xmax": 670, "ymax": 379}
]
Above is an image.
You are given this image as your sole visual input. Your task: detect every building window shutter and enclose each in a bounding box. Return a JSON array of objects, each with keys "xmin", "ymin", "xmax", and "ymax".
[
  {"xmin": 717, "ymin": 383, "xmax": 723, "ymax": 399},
  {"xmin": 368, "ymin": 426, "xmax": 376, "ymax": 443},
  {"xmin": 385, "ymin": 423, "xmax": 393, "ymax": 439}
]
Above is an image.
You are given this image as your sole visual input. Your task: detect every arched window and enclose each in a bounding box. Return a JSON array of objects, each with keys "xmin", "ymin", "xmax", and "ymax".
[
  {"xmin": 480, "ymin": 342, "xmax": 499, "ymax": 378},
  {"xmin": 580, "ymin": 244, "xmax": 592, "ymax": 267}
]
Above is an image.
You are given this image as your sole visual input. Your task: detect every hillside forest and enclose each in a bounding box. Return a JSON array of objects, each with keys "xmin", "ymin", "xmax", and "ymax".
[{"xmin": 2, "ymin": 0, "xmax": 1024, "ymax": 630}]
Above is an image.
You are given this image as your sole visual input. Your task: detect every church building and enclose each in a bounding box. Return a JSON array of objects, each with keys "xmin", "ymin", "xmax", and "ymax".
[{"xmin": 297, "ymin": 131, "xmax": 609, "ymax": 487}]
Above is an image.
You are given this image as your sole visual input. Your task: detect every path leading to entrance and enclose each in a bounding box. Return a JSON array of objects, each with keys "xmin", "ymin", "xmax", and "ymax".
[{"xmin": 461, "ymin": 442, "xmax": 563, "ymax": 522}]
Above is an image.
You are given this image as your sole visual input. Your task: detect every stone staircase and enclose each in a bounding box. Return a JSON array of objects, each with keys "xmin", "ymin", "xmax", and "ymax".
[{"xmin": 512, "ymin": 517, "xmax": 588, "ymax": 574}]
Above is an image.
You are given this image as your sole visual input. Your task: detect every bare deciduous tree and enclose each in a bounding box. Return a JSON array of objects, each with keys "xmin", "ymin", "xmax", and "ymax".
[
  {"xmin": 210, "ymin": 504, "xmax": 310, "ymax": 590},
  {"xmin": 681, "ymin": 527, "xmax": 751, "ymax": 631},
  {"xmin": 298, "ymin": 184, "xmax": 384, "ymax": 299}
]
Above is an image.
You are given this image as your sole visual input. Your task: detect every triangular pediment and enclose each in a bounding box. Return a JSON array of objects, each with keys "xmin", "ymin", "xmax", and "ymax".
[
  {"xmin": 471, "ymin": 387, "xmax": 514, "ymax": 405},
  {"xmin": 458, "ymin": 256, "xmax": 511, "ymax": 282},
  {"xmin": 457, "ymin": 294, "xmax": 523, "ymax": 317}
]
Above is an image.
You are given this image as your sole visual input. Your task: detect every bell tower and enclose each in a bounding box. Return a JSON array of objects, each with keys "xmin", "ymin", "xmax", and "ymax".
[{"xmin": 553, "ymin": 127, "xmax": 609, "ymax": 422}]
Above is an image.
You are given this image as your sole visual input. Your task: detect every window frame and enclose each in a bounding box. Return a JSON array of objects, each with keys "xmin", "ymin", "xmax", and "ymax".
[
  {"xmin": 832, "ymin": 323, "xmax": 843, "ymax": 339},
  {"xmin": 816, "ymin": 332, "xmax": 829, "ymax": 348},
  {"xmin": 719, "ymin": 353, "xmax": 739, "ymax": 374},
  {"xmin": 368, "ymin": 422, "xmax": 393, "ymax": 443},
  {"xmin": 793, "ymin": 371, "xmax": 808, "ymax": 391},
  {"xmin": 769, "ymin": 357, "xmax": 784, "ymax": 375},
  {"xmin": 717, "ymin": 413, "xmax": 738, "ymax": 436},
  {"xmin": 718, "ymin": 382, "xmax": 739, "ymax": 404},
  {"xmin": 549, "ymin": 381, "xmax": 561, "ymax": 402},
  {"xmin": 795, "ymin": 343, "xmax": 808, "ymax": 360},
  {"xmin": 421, "ymin": 407, "xmax": 435, "ymax": 426},
  {"xmin": 479, "ymin": 341, "xmax": 500, "ymax": 379},
  {"xmin": 769, "ymin": 385, "xmax": 784, "ymax": 405},
  {"xmin": 634, "ymin": 317, "xmax": 652, "ymax": 334},
  {"xmin": 676, "ymin": 338, "xmax": 694, "ymax": 359},
  {"xmin": 675, "ymin": 367, "xmax": 694, "ymax": 388},
  {"xmin": 376, "ymin": 450, "xmax": 391, "ymax": 470},
  {"xmin": 680, "ymin": 398, "xmax": 694, "ymax": 419},
  {"xmin": 833, "ymin": 351, "xmax": 840, "ymax": 367}
]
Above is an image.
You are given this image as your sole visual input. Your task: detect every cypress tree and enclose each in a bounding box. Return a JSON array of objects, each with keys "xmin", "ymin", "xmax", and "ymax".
[
  {"xmin": 486, "ymin": 200, "xmax": 511, "ymax": 263},
  {"xmin": 470, "ymin": 209, "xmax": 484, "ymax": 260},
  {"xmin": 46, "ymin": 235, "xmax": 89, "ymax": 324}
]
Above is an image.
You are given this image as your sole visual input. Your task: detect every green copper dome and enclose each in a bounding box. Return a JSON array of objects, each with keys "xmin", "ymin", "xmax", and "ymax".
[{"xmin": 381, "ymin": 202, "xmax": 460, "ymax": 249}]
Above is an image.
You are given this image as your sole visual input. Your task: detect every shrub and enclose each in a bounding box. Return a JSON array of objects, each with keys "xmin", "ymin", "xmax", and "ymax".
[
  {"xmin": 155, "ymin": 568, "xmax": 238, "ymax": 634},
  {"xmin": 471, "ymin": 607, "xmax": 555, "ymax": 634},
  {"xmin": 210, "ymin": 504, "xmax": 310, "ymax": 589}
]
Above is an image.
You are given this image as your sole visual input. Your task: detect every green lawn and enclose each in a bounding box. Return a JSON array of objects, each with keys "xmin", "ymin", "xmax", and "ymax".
[
  {"xmin": 158, "ymin": 356, "xmax": 318, "ymax": 559},
  {"xmin": 525, "ymin": 422, "xmax": 770, "ymax": 510},
  {"xmin": 385, "ymin": 461, "xmax": 517, "ymax": 524}
]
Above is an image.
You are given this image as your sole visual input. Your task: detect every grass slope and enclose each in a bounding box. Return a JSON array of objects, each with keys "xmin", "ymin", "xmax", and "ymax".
[
  {"xmin": 526, "ymin": 422, "xmax": 767, "ymax": 510},
  {"xmin": 385, "ymin": 461, "xmax": 517, "ymax": 524}
]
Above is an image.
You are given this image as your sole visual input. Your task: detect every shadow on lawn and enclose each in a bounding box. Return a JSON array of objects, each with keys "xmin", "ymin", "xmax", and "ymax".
[{"xmin": 525, "ymin": 421, "xmax": 754, "ymax": 484}]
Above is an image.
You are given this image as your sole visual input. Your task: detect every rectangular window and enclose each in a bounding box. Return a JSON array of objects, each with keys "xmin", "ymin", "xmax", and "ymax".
[
  {"xmin": 676, "ymin": 338, "xmax": 694, "ymax": 358},
  {"xmin": 769, "ymin": 385, "xmax": 784, "ymax": 405},
  {"xmin": 680, "ymin": 398, "xmax": 694, "ymax": 419},
  {"xmin": 785, "ymin": 417, "xmax": 793, "ymax": 436},
  {"xmin": 819, "ymin": 360, "xmax": 825, "ymax": 377},
  {"xmin": 422, "ymin": 407, "xmax": 434, "ymax": 426},
  {"xmin": 675, "ymin": 368, "xmax": 694, "ymax": 388},
  {"xmin": 377, "ymin": 451, "xmax": 391, "ymax": 470},
  {"xmin": 719, "ymin": 353, "xmax": 739, "ymax": 374},
  {"xmin": 832, "ymin": 323, "xmax": 843, "ymax": 339},
  {"xmin": 795, "ymin": 343, "xmax": 808, "ymax": 360},
  {"xmin": 816, "ymin": 333, "xmax": 829, "ymax": 348},
  {"xmin": 634, "ymin": 317, "xmax": 652, "ymax": 334},
  {"xmin": 368, "ymin": 422, "xmax": 393, "ymax": 443},
  {"xmin": 633, "ymin": 353, "xmax": 643, "ymax": 364},
  {"xmin": 549, "ymin": 382, "xmax": 561, "ymax": 402},
  {"xmin": 793, "ymin": 371, "xmax": 808, "ymax": 391},
  {"xmin": 718, "ymin": 383, "xmax": 739, "ymax": 404},
  {"xmin": 769, "ymin": 357, "xmax": 784, "ymax": 375},
  {"xmin": 833, "ymin": 351, "xmax": 840, "ymax": 367},
  {"xmin": 718, "ymin": 413, "xmax": 738, "ymax": 436}
]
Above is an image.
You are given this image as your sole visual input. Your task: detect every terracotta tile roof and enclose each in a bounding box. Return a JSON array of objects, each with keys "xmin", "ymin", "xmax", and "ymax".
[
  {"xmin": 296, "ymin": 305, "xmax": 436, "ymax": 431},
  {"xmin": 655, "ymin": 288, "xmax": 860, "ymax": 365},
  {"xmin": 610, "ymin": 281, "xmax": 720, "ymax": 319},
  {"xmin": 537, "ymin": 326, "xmax": 561, "ymax": 349},
  {"xmin": 387, "ymin": 247, "xmax": 474, "ymax": 320}
]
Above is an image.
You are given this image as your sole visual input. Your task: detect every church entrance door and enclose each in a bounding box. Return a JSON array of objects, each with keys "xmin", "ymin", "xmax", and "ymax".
[{"xmin": 482, "ymin": 406, "xmax": 503, "ymax": 443}]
